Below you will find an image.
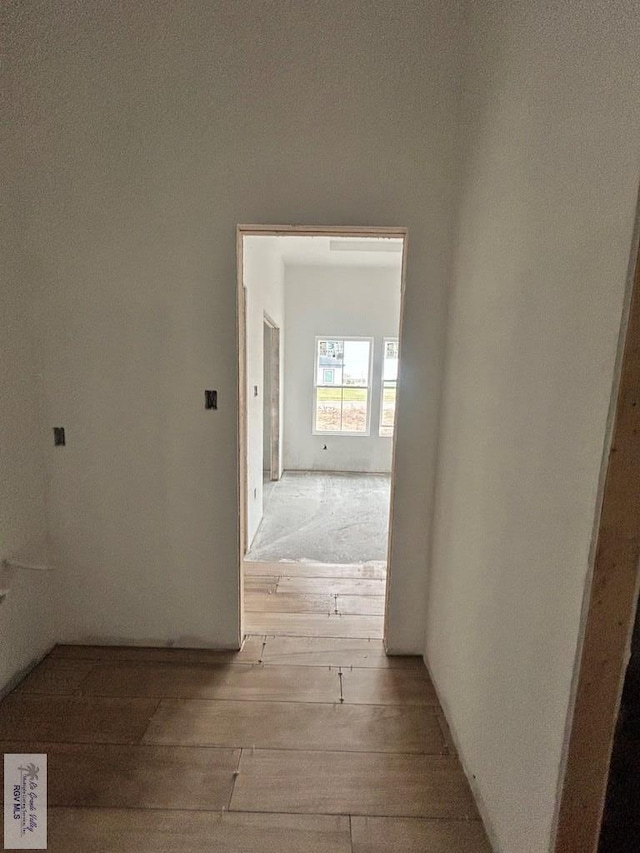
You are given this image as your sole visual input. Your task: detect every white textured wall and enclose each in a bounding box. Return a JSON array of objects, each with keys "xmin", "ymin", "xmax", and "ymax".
[
  {"xmin": 244, "ymin": 237, "xmax": 285, "ymax": 547},
  {"xmin": 4, "ymin": 1, "xmax": 462, "ymax": 651},
  {"xmin": 0, "ymin": 146, "xmax": 57, "ymax": 691},
  {"xmin": 283, "ymin": 265, "xmax": 401, "ymax": 473},
  {"xmin": 425, "ymin": 2, "xmax": 640, "ymax": 851}
]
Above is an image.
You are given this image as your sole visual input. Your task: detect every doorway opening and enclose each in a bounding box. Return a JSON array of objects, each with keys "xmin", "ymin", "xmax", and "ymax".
[{"xmin": 236, "ymin": 226, "xmax": 407, "ymax": 647}]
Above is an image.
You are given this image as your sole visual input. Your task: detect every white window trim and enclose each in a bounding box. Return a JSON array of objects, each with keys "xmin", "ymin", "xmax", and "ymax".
[
  {"xmin": 379, "ymin": 337, "xmax": 399, "ymax": 438},
  {"xmin": 312, "ymin": 335, "xmax": 374, "ymax": 437}
]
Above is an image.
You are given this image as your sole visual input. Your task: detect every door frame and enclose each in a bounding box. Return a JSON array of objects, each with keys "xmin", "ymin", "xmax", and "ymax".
[
  {"xmin": 553, "ymin": 218, "xmax": 640, "ymax": 851},
  {"xmin": 262, "ymin": 313, "xmax": 281, "ymax": 482},
  {"xmin": 236, "ymin": 224, "xmax": 408, "ymax": 647}
]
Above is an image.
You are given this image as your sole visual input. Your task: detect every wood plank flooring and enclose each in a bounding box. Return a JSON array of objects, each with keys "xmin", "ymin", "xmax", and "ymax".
[
  {"xmin": 46, "ymin": 809, "xmax": 353, "ymax": 853},
  {"xmin": 231, "ymin": 749, "xmax": 479, "ymax": 818},
  {"xmin": 143, "ymin": 699, "xmax": 447, "ymax": 753},
  {"xmin": 245, "ymin": 612, "xmax": 384, "ymax": 639},
  {"xmin": 0, "ymin": 559, "xmax": 491, "ymax": 851}
]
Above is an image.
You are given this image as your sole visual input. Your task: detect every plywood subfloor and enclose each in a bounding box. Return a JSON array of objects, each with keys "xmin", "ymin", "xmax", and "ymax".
[{"xmin": 0, "ymin": 559, "xmax": 490, "ymax": 852}]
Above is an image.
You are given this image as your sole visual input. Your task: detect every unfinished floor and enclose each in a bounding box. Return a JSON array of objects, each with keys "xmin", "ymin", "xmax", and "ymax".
[
  {"xmin": 0, "ymin": 560, "xmax": 491, "ymax": 851},
  {"xmin": 247, "ymin": 471, "xmax": 391, "ymax": 564}
]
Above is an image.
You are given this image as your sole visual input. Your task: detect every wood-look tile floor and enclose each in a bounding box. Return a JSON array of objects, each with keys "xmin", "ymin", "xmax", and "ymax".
[{"xmin": 0, "ymin": 560, "xmax": 491, "ymax": 851}]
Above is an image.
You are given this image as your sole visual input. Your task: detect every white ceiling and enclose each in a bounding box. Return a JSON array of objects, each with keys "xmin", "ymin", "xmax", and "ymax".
[{"xmin": 250, "ymin": 234, "xmax": 404, "ymax": 269}]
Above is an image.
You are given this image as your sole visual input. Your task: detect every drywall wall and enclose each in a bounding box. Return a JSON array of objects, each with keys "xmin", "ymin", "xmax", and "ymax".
[
  {"xmin": 244, "ymin": 237, "xmax": 285, "ymax": 547},
  {"xmin": 3, "ymin": 0, "xmax": 462, "ymax": 650},
  {"xmin": 0, "ymin": 139, "xmax": 57, "ymax": 691},
  {"xmin": 425, "ymin": 2, "xmax": 640, "ymax": 851},
  {"xmin": 283, "ymin": 265, "xmax": 401, "ymax": 473}
]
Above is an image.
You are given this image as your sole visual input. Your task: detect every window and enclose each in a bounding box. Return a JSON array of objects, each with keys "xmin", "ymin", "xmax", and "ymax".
[
  {"xmin": 314, "ymin": 337, "xmax": 372, "ymax": 434},
  {"xmin": 380, "ymin": 339, "xmax": 399, "ymax": 437}
]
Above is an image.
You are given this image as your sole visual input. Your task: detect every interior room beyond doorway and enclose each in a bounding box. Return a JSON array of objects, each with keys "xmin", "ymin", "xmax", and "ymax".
[
  {"xmin": 239, "ymin": 228, "xmax": 405, "ymax": 654},
  {"xmin": 246, "ymin": 470, "xmax": 391, "ymax": 564}
]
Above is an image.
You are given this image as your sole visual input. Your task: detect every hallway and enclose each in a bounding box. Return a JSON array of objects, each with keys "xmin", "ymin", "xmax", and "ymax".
[{"xmin": 0, "ymin": 561, "xmax": 491, "ymax": 851}]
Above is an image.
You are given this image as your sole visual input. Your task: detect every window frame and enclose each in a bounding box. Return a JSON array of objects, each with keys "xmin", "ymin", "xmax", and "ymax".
[
  {"xmin": 379, "ymin": 337, "xmax": 399, "ymax": 438},
  {"xmin": 312, "ymin": 335, "xmax": 374, "ymax": 437}
]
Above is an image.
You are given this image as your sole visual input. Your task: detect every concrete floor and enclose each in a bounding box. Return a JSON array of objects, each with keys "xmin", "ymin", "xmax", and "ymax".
[{"xmin": 247, "ymin": 471, "xmax": 391, "ymax": 564}]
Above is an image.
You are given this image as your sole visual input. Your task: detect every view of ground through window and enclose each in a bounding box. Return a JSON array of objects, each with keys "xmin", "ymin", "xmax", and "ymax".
[{"xmin": 314, "ymin": 337, "xmax": 398, "ymax": 434}]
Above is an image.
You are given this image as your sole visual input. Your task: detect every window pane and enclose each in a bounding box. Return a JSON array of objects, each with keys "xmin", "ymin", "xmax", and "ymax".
[
  {"xmin": 342, "ymin": 388, "xmax": 368, "ymax": 432},
  {"xmin": 380, "ymin": 383, "xmax": 396, "ymax": 437},
  {"xmin": 314, "ymin": 337, "xmax": 371, "ymax": 434},
  {"xmin": 315, "ymin": 387, "xmax": 342, "ymax": 432},
  {"xmin": 317, "ymin": 364, "xmax": 343, "ymax": 385},
  {"xmin": 383, "ymin": 340, "xmax": 399, "ymax": 381},
  {"xmin": 343, "ymin": 340, "xmax": 371, "ymax": 387},
  {"xmin": 318, "ymin": 339, "xmax": 344, "ymax": 368},
  {"xmin": 317, "ymin": 339, "xmax": 345, "ymax": 385}
]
